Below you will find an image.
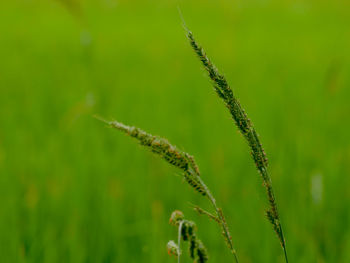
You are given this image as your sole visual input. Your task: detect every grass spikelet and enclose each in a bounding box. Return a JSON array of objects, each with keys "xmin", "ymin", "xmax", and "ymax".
[
  {"xmin": 190, "ymin": 204, "xmax": 220, "ymax": 223},
  {"xmin": 186, "ymin": 30, "xmax": 288, "ymax": 262},
  {"xmin": 167, "ymin": 240, "xmax": 180, "ymax": 258}
]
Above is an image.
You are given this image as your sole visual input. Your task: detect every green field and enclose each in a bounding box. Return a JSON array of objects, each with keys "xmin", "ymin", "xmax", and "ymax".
[{"xmin": 1, "ymin": 0, "xmax": 350, "ymax": 262}]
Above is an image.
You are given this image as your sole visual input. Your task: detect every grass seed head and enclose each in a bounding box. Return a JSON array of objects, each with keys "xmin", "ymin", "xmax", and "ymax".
[
  {"xmin": 169, "ymin": 210, "xmax": 185, "ymax": 226},
  {"xmin": 102, "ymin": 119, "xmax": 207, "ymax": 196},
  {"xmin": 187, "ymin": 29, "xmax": 287, "ymax": 262},
  {"xmin": 167, "ymin": 240, "xmax": 180, "ymax": 257}
]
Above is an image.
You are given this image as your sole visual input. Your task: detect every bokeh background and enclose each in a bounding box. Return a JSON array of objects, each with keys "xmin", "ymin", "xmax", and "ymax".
[{"xmin": 1, "ymin": 0, "xmax": 350, "ymax": 262}]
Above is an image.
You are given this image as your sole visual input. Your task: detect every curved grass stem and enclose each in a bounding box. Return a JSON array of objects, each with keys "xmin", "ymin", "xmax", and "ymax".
[
  {"xmin": 178, "ymin": 221, "xmax": 184, "ymax": 263},
  {"xmin": 195, "ymin": 176, "xmax": 239, "ymax": 263}
]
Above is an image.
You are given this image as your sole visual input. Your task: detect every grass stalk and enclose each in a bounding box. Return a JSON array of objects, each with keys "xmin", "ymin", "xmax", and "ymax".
[
  {"xmin": 178, "ymin": 221, "xmax": 184, "ymax": 263},
  {"xmin": 186, "ymin": 29, "xmax": 288, "ymax": 263}
]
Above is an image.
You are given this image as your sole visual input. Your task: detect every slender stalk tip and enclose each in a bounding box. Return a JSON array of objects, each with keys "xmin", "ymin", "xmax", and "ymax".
[{"xmin": 92, "ymin": 114, "xmax": 110, "ymax": 125}]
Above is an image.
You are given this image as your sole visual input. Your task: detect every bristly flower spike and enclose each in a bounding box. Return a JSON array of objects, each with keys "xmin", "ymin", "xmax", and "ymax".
[
  {"xmin": 186, "ymin": 29, "xmax": 288, "ymax": 263},
  {"xmin": 94, "ymin": 116, "xmax": 207, "ymax": 196},
  {"xmin": 95, "ymin": 115, "xmax": 239, "ymax": 263}
]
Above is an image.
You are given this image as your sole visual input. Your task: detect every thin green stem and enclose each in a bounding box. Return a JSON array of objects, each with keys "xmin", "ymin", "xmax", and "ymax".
[
  {"xmin": 280, "ymin": 226, "xmax": 289, "ymax": 263},
  {"xmin": 195, "ymin": 174, "xmax": 239, "ymax": 263},
  {"xmin": 178, "ymin": 221, "xmax": 184, "ymax": 263},
  {"xmin": 260, "ymin": 169, "xmax": 288, "ymax": 263}
]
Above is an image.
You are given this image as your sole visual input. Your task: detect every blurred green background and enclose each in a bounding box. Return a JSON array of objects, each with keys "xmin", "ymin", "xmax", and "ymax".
[{"xmin": 1, "ymin": 0, "xmax": 350, "ymax": 262}]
